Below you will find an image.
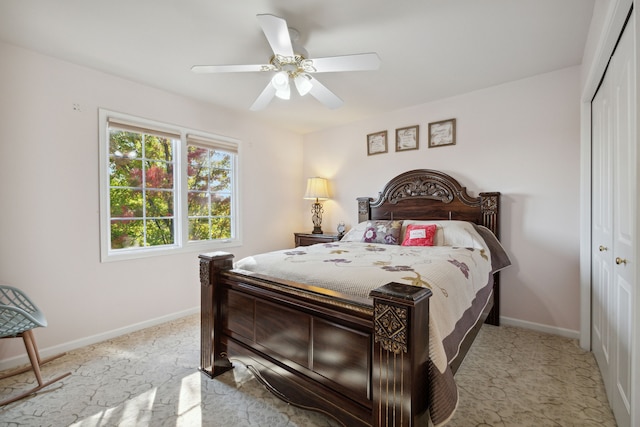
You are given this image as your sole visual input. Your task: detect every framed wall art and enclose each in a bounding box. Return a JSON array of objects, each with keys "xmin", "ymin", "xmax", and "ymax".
[
  {"xmin": 395, "ymin": 125, "xmax": 419, "ymax": 151},
  {"xmin": 428, "ymin": 118, "xmax": 456, "ymax": 148},
  {"xmin": 367, "ymin": 130, "xmax": 388, "ymax": 155}
]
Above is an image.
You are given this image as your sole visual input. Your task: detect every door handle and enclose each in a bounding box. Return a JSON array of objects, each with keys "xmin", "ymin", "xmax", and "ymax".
[
  {"xmin": 599, "ymin": 245, "xmax": 607, "ymax": 251},
  {"xmin": 615, "ymin": 257, "xmax": 627, "ymax": 265}
]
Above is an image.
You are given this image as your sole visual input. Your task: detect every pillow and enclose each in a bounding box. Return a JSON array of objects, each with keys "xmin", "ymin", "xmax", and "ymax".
[
  {"xmin": 361, "ymin": 220, "xmax": 403, "ymax": 245},
  {"xmin": 439, "ymin": 221, "xmax": 488, "ymax": 248},
  {"xmin": 339, "ymin": 221, "xmax": 369, "ymax": 242},
  {"xmin": 401, "ymin": 224, "xmax": 437, "ymax": 246},
  {"xmin": 401, "ymin": 220, "xmax": 486, "ymax": 248}
]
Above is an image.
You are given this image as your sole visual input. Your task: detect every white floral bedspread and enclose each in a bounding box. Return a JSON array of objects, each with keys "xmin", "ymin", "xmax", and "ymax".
[
  {"xmin": 233, "ymin": 221, "xmax": 511, "ymax": 426},
  {"xmin": 236, "ymin": 240, "xmax": 492, "ymax": 370}
]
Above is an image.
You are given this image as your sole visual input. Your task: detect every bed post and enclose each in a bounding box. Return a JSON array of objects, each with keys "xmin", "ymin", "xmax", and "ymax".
[
  {"xmin": 357, "ymin": 197, "xmax": 373, "ymax": 223},
  {"xmin": 479, "ymin": 192, "xmax": 500, "ymax": 238},
  {"xmin": 480, "ymin": 192, "xmax": 501, "ymax": 326},
  {"xmin": 370, "ymin": 283, "xmax": 432, "ymax": 427},
  {"xmin": 198, "ymin": 252, "xmax": 234, "ymax": 378}
]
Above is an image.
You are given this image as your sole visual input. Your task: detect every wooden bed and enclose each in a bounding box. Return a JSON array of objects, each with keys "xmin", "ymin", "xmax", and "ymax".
[{"xmin": 199, "ymin": 169, "xmax": 501, "ymax": 427}]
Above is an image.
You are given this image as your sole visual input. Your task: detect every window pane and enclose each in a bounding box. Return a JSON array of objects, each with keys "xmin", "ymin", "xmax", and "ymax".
[
  {"xmin": 189, "ymin": 218, "xmax": 210, "ymax": 241},
  {"xmin": 211, "ymin": 217, "xmax": 231, "ymax": 239},
  {"xmin": 110, "ymin": 188, "xmax": 143, "ymax": 218},
  {"xmin": 111, "ymin": 219, "xmax": 144, "ymax": 249},
  {"xmin": 188, "ymin": 192, "xmax": 210, "ymax": 216},
  {"xmin": 188, "ymin": 171, "xmax": 209, "ymax": 191},
  {"xmin": 187, "ymin": 146, "xmax": 210, "ymax": 191},
  {"xmin": 110, "ymin": 158, "xmax": 143, "ymax": 187},
  {"xmin": 211, "ymin": 151, "xmax": 231, "ymax": 165},
  {"xmin": 210, "ymin": 168, "xmax": 231, "ymax": 192},
  {"xmin": 110, "ymin": 130, "xmax": 142, "ymax": 158},
  {"xmin": 211, "ymin": 193, "xmax": 230, "ymax": 216},
  {"xmin": 188, "ymin": 145, "xmax": 208, "ymax": 162},
  {"xmin": 146, "ymin": 219, "xmax": 174, "ymax": 246},
  {"xmin": 145, "ymin": 161, "xmax": 173, "ymax": 189},
  {"xmin": 145, "ymin": 135, "xmax": 173, "ymax": 161},
  {"xmin": 145, "ymin": 190, "xmax": 174, "ymax": 217}
]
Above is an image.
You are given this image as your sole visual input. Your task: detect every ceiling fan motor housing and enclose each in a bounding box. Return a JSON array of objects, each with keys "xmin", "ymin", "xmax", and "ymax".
[{"xmin": 270, "ymin": 54, "xmax": 316, "ymax": 78}]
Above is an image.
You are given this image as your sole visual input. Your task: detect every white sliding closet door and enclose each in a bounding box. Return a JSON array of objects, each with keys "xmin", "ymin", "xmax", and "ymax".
[{"xmin": 591, "ymin": 15, "xmax": 636, "ymax": 427}]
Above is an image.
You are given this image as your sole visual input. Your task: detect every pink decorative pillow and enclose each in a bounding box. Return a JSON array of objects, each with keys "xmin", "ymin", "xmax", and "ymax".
[{"xmin": 401, "ymin": 224, "xmax": 437, "ymax": 246}]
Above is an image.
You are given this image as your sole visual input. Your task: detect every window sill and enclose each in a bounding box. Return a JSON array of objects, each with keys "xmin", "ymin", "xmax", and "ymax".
[{"xmin": 101, "ymin": 239, "xmax": 242, "ymax": 263}]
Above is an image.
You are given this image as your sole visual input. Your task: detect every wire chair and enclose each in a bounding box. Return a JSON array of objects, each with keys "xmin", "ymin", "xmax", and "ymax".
[{"xmin": 0, "ymin": 285, "xmax": 71, "ymax": 405}]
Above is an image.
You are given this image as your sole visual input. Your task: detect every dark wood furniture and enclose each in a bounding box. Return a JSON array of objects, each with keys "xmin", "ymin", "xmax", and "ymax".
[
  {"xmin": 294, "ymin": 232, "xmax": 341, "ymax": 247},
  {"xmin": 199, "ymin": 169, "xmax": 501, "ymax": 427}
]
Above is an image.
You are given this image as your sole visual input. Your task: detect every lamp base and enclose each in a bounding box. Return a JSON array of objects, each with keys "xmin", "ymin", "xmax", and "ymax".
[{"xmin": 310, "ymin": 201, "xmax": 324, "ymax": 234}]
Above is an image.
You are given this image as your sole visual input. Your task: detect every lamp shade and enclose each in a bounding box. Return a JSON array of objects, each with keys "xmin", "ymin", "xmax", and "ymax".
[{"xmin": 303, "ymin": 177, "xmax": 330, "ymax": 200}]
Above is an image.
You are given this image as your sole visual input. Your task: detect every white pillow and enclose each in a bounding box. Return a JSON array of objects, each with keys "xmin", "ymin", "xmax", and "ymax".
[{"xmin": 339, "ymin": 221, "xmax": 369, "ymax": 241}]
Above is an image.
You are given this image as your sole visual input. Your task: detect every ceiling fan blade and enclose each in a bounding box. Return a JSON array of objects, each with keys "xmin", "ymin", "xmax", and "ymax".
[
  {"xmin": 307, "ymin": 53, "xmax": 381, "ymax": 73},
  {"xmin": 308, "ymin": 76, "xmax": 343, "ymax": 109},
  {"xmin": 250, "ymin": 83, "xmax": 277, "ymax": 111},
  {"xmin": 191, "ymin": 64, "xmax": 272, "ymax": 73},
  {"xmin": 257, "ymin": 14, "xmax": 294, "ymax": 58}
]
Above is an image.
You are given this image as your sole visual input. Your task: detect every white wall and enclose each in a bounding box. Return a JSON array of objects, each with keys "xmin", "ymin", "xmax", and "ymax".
[
  {"xmin": 302, "ymin": 66, "xmax": 582, "ymax": 335},
  {"xmin": 0, "ymin": 42, "xmax": 304, "ymax": 365}
]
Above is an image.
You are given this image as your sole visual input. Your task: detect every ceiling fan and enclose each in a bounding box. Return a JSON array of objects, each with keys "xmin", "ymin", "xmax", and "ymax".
[{"xmin": 191, "ymin": 14, "xmax": 381, "ymax": 111}]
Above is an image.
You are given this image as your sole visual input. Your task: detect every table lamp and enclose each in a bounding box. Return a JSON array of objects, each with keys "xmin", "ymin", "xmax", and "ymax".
[{"xmin": 303, "ymin": 177, "xmax": 330, "ymax": 234}]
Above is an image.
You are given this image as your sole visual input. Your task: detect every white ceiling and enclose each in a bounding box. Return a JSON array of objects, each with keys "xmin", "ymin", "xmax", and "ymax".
[{"xmin": 0, "ymin": 0, "xmax": 595, "ymax": 134}]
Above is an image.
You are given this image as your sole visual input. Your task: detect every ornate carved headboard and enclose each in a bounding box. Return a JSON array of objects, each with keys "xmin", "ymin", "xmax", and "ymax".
[{"xmin": 357, "ymin": 169, "xmax": 500, "ymax": 237}]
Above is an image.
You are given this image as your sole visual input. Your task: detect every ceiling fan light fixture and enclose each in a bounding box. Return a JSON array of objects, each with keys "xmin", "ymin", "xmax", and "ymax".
[
  {"xmin": 271, "ymin": 71, "xmax": 290, "ymax": 99},
  {"xmin": 275, "ymin": 87, "xmax": 291, "ymax": 100},
  {"xmin": 294, "ymin": 73, "xmax": 313, "ymax": 96}
]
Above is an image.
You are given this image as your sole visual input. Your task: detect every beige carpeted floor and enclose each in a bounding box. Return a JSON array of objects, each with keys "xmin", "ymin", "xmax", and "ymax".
[{"xmin": 0, "ymin": 314, "xmax": 616, "ymax": 426}]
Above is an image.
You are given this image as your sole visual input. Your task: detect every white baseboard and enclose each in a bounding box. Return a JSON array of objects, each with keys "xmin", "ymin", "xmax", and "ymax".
[
  {"xmin": 500, "ymin": 316, "xmax": 580, "ymax": 340},
  {"xmin": 0, "ymin": 307, "xmax": 200, "ymax": 372}
]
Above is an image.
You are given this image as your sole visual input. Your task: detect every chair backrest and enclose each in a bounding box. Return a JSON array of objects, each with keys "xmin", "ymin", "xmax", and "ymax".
[{"xmin": 0, "ymin": 285, "xmax": 47, "ymax": 338}]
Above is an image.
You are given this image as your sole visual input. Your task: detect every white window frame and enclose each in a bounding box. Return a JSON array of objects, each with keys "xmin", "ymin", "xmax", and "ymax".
[{"xmin": 99, "ymin": 109, "xmax": 241, "ymax": 262}]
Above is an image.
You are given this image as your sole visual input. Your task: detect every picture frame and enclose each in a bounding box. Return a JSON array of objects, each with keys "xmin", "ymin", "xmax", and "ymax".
[
  {"xmin": 395, "ymin": 125, "xmax": 419, "ymax": 151},
  {"xmin": 367, "ymin": 130, "xmax": 388, "ymax": 155},
  {"xmin": 428, "ymin": 118, "xmax": 456, "ymax": 148}
]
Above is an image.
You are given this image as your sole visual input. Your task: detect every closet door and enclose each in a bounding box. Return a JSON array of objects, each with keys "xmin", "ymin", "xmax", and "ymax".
[
  {"xmin": 591, "ymin": 17, "xmax": 635, "ymax": 427},
  {"xmin": 610, "ymin": 17, "xmax": 635, "ymax": 426},
  {"xmin": 591, "ymin": 62, "xmax": 613, "ymax": 403}
]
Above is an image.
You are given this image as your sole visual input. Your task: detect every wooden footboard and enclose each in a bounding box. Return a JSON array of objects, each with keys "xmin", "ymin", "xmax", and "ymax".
[{"xmin": 199, "ymin": 252, "xmax": 432, "ymax": 427}]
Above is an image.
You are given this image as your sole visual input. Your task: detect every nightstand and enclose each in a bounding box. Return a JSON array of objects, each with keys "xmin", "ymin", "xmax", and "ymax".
[{"xmin": 294, "ymin": 232, "xmax": 341, "ymax": 247}]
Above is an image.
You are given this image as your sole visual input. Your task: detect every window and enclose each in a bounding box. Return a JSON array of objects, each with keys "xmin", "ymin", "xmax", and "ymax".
[
  {"xmin": 99, "ymin": 110, "xmax": 240, "ymax": 261},
  {"xmin": 186, "ymin": 135, "xmax": 236, "ymax": 242}
]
